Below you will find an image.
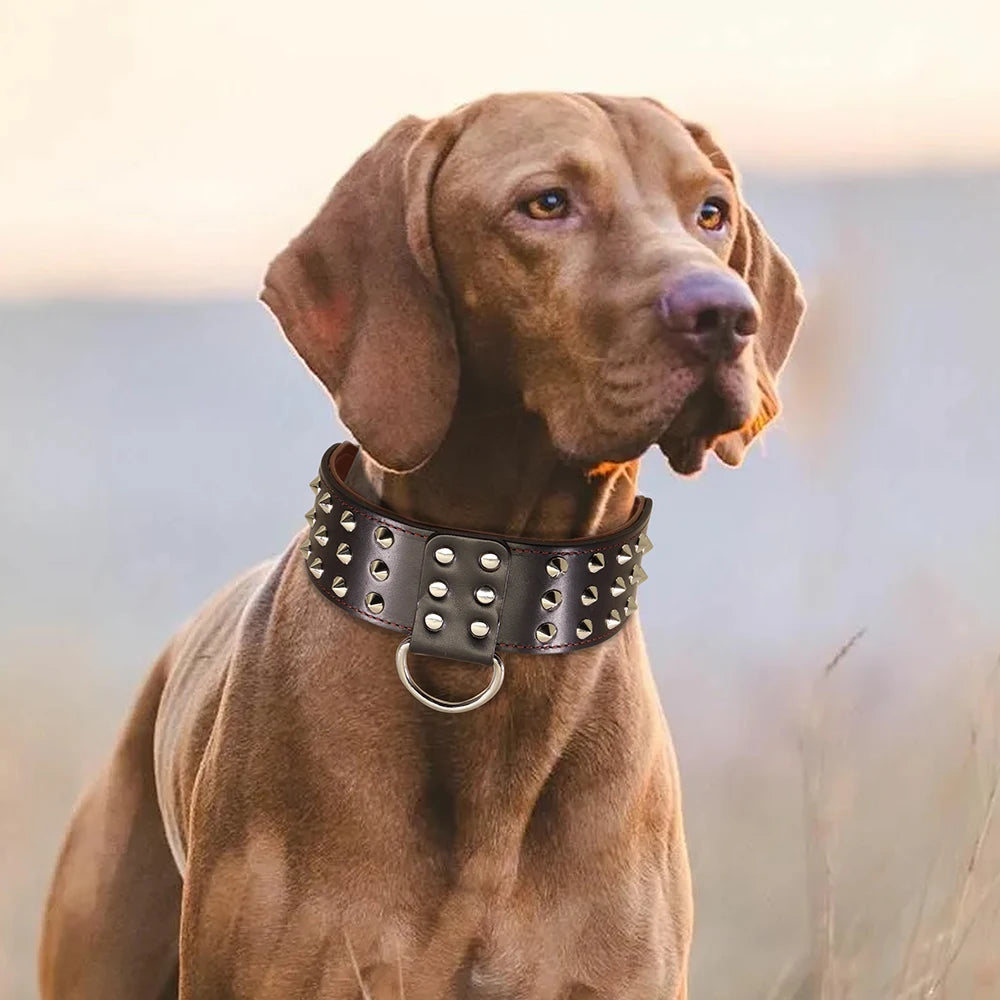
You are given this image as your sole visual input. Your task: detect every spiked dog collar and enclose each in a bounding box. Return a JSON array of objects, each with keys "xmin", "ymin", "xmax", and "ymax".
[{"xmin": 303, "ymin": 443, "xmax": 653, "ymax": 712}]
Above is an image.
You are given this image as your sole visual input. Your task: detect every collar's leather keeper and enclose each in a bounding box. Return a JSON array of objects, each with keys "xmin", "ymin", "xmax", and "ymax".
[
  {"xmin": 303, "ymin": 443, "xmax": 653, "ymax": 664},
  {"xmin": 409, "ymin": 533, "xmax": 510, "ymax": 665}
]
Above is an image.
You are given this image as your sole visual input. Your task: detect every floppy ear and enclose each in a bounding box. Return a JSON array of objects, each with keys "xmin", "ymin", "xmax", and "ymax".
[
  {"xmin": 683, "ymin": 120, "xmax": 807, "ymax": 466},
  {"xmin": 260, "ymin": 115, "xmax": 463, "ymax": 473}
]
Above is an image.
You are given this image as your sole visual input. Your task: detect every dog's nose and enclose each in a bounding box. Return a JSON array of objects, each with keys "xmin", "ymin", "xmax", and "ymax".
[{"xmin": 658, "ymin": 271, "xmax": 759, "ymax": 358}]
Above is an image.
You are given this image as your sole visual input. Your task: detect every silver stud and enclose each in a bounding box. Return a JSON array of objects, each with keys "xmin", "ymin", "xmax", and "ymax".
[
  {"xmin": 535, "ymin": 622, "xmax": 557, "ymax": 643},
  {"xmin": 374, "ymin": 526, "xmax": 394, "ymax": 549},
  {"xmin": 610, "ymin": 576, "xmax": 627, "ymax": 598},
  {"xmin": 424, "ymin": 612, "xmax": 444, "ymax": 632},
  {"xmin": 299, "ymin": 538, "xmax": 311, "ymax": 558},
  {"xmin": 475, "ymin": 585, "xmax": 496, "ymax": 605},
  {"xmin": 606, "ymin": 609, "xmax": 622, "ymax": 629},
  {"xmin": 546, "ymin": 556, "xmax": 568, "ymax": 578},
  {"xmin": 581, "ymin": 586, "xmax": 598, "ymax": 606},
  {"xmin": 479, "ymin": 551, "xmax": 501, "ymax": 572},
  {"xmin": 637, "ymin": 531, "xmax": 653, "ymax": 555},
  {"xmin": 428, "ymin": 580, "xmax": 448, "ymax": 599},
  {"xmin": 434, "ymin": 546, "xmax": 455, "ymax": 565},
  {"xmin": 304, "ymin": 507, "xmax": 316, "ymax": 526},
  {"xmin": 313, "ymin": 523, "xmax": 328, "ymax": 546},
  {"xmin": 370, "ymin": 559, "xmax": 389, "ymax": 582},
  {"xmin": 540, "ymin": 589, "xmax": 562, "ymax": 611},
  {"xmin": 576, "ymin": 618, "xmax": 593, "ymax": 640},
  {"xmin": 308, "ymin": 558, "xmax": 323, "ymax": 579},
  {"xmin": 364, "ymin": 592, "xmax": 384, "ymax": 614},
  {"xmin": 309, "ymin": 476, "xmax": 321, "ymax": 494},
  {"xmin": 331, "ymin": 576, "xmax": 348, "ymax": 598},
  {"xmin": 470, "ymin": 620, "xmax": 490, "ymax": 638},
  {"xmin": 336, "ymin": 542, "xmax": 352, "ymax": 565},
  {"xmin": 317, "ymin": 492, "xmax": 334, "ymax": 514},
  {"xmin": 340, "ymin": 509, "xmax": 356, "ymax": 532},
  {"xmin": 588, "ymin": 552, "xmax": 605, "ymax": 573},
  {"xmin": 617, "ymin": 544, "xmax": 632, "ymax": 564},
  {"xmin": 633, "ymin": 564, "xmax": 649, "ymax": 586},
  {"xmin": 625, "ymin": 594, "xmax": 638, "ymax": 616}
]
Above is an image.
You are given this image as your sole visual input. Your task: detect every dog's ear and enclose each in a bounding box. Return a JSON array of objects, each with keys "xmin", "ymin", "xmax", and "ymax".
[
  {"xmin": 683, "ymin": 120, "xmax": 807, "ymax": 466},
  {"xmin": 261, "ymin": 115, "xmax": 463, "ymax": 473}
]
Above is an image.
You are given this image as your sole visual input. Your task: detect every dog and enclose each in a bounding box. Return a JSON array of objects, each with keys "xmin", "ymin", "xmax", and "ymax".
[{"xmin": 39, "ymin": 91, "xmax": 804, "ymax": 1000}]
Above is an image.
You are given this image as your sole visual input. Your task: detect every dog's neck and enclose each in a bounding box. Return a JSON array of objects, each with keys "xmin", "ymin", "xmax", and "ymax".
[
  {"xmin": 343, "ymin": 392, "xmax": 640, "ymax": 542},
  {"xmin": 332, "ymin": 386, "xmax": 657, "ymax": 901}
]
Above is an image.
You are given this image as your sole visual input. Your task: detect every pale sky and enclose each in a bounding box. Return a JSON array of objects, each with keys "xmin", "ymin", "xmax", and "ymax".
[{"xmin": 2, "ymin": 0, "xmax": 999, "ymax": 296}]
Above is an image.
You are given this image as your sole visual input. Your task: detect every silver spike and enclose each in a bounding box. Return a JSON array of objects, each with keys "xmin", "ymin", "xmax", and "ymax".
[
  {"xmin": 540, "ymin": 589, "xmax": 562, "ymax": 611},
  {"xmin": 479, "ymin": 551, "xmax": 501, "ymax": 571},
  {"xmin": 633, "ymin": 564, "xmax": 649, "ymax": 586},
  {"xmin": 470, "ymin": 620, "xmax": 490, "ymax": 638},
  {"xmin": 374, "ymin": 526, "xmax": 394, "ymax": 549},
  {"xmin": 610, "ymin": 576, "xmax": 626, "ymax": 598},
  {"xmin": 625, "ymin": 594, "xmax": 638, "ymax": 616},
  {"xmin": 576, "ymin": 618, "xmax": 593, "ymax": 640},
  {"xmin": 299, "ymin": 538, "xmax": 311, "ymax": 558},
  {"xmin": 546, "ymin": 556, "xmax": 568, "ymax": 578},
  {"xmin": 331, "ymin": 576, "xmax": 348, "ymax": 598},
  {"xmin": 428, "ymin": 580, "xmax": 448, "ymax": 598},
  {"xmin": 434, "ymin": 546, "xmax": 455, "ymax": 566},
  {"xmin": 364, "ymin": 592, "xmax": 384, "ymax": 614},
  {"xmin": 370, "ymin": 559, "xmax": 389, "ymax": 582},
  {"xmin": 535, "ymin": 622, "xmax": 557, "ymax": 643},
  {"xmin": 340, "ymin": 509, "xmax": 356, "ymax": 532},
  {"xmin": 616, "ymin": 544, "xmax": 632, "ymax": 564},
  {"xmin": 317, "ymin": 492, "xmax": 334, "ymax": 514},
  {"xmin": 309, "ymin": 476, "xmax": 321, "ymax": 494},
  {"xmin": 313, "ymin": 523, "xmax": 328, "ymax": 546},
  {"xmin": 308, "ymin": 558, "xmax": 323, "ymax": 580},
  {"xmin": 588, "ymin": 552, "xmax": 605, "ymax": 573},
  {"xmin": 637, "ymin": 531, "xmax": 653, "ymax": 555},
  {"xmin": 475, "ymin": 585, "xmax": 496, "ymax": 605},
  {"xmin": 605, "ymin": 609, "xmax": 622, "ymax": 629},
  {"xmin": 424, "ymin": 612, "xmax": 444, "ymax": 632},
  {"xmin": 581, "ymin": 586, "xmax": 598, "ymax": 606},
  {"xmin": 304, "ymin": 507, "xmax": 316, "ymax": 526},
  {"xmin": 336, "ymin": 542, "xmax": 352, "ymax": 565}
]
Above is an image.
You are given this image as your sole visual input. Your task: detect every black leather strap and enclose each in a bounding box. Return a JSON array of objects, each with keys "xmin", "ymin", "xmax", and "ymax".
[{"xmin": 303, "ymin": 443, "xmax": 652, "ymax": 664}]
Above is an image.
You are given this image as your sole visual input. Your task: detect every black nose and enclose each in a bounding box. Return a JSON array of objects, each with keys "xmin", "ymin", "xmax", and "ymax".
[{"xmin": 657, "ymin": 271, "xmax": 759, "ymax": 358}]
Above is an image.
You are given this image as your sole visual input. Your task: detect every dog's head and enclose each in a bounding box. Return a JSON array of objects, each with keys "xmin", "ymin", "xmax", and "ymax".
[{"xmin": 262, "ymin": 93, "xmax": 805, "ymax": 475}]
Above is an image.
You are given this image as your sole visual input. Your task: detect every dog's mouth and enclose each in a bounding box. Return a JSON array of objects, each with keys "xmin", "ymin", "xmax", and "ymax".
[{"xmin": 657, "ymin": 381, "xmax": 750, "ymax": 475}]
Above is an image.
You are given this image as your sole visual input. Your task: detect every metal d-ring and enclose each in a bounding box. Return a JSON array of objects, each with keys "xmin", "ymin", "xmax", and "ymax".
[{"xmin": 395, "ymin": 638, "xmax": 504, "ymax": 714}]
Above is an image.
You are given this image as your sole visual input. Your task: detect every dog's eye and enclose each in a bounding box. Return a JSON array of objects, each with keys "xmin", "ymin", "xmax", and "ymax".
[
  {"xmin": 522, "ymin": 188, "xmax": 570, "ymax": 220},
  {"xmin": 696, "ymin": 198, "xmax": 729, "ymax": 232}
]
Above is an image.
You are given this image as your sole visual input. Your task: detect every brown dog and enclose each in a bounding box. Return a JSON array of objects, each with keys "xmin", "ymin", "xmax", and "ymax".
[{"xmin": 39, "ymin": 92, "xmax": 804, "ymax": 999}]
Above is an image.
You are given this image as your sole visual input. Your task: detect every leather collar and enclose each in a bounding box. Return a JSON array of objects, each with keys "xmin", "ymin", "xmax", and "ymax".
[{"xmin": 303, "ymin": 443, "xmax": 653, "ymax": 667}]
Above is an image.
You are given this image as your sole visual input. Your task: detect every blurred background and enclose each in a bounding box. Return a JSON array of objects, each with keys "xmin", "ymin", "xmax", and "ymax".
[{"xmin": 3, "ymin": 1, "xmax": 1000, "ymax": 997}]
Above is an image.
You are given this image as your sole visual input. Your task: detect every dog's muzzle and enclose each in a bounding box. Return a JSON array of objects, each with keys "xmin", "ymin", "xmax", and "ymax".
[{"xmin": 304, "ymin": 443, "xmax": 653, "ymax": 712}]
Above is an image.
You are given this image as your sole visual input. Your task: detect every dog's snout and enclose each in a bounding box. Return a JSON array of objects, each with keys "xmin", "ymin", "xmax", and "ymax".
[{"xmin": 658, "ymin": 271, "xmax": 760, "ymax": 357}]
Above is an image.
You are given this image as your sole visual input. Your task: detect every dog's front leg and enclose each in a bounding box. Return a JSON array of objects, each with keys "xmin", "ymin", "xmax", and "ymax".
[{"xmin": 177, "ymin": 829, "xmax": 379, "ymax": 1000}]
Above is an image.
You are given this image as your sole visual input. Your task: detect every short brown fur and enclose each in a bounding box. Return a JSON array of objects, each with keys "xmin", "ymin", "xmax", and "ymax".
[{"xmin": 40, "ymin": 92, "xmax": 804, "ymax": 1000}]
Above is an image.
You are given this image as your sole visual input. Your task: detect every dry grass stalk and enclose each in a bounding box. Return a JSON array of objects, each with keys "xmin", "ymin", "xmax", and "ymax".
[{"xmin": 773, "ymin": 642, "xmax": 1000, "ymax": 1000}]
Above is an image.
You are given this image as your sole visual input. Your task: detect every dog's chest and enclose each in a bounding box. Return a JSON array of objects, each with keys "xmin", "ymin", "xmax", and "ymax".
[
  {"xmin": 463, "ymin": 948, "xmax": 568, "ymax": 1000},
  {"xmin": 419, "ymin": 901, "xmax": 575, "ymax": 999},
  {"xmin": 466, "ymin": 957, "xmax": 523, "ymax": 999},
  {"xmin": 453, "ymin": 905, "xmax": 604, "ymax": 1000}
]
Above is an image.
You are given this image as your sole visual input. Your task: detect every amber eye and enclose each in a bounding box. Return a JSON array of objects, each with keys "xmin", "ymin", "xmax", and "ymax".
[
  {"xmin": 696, "ymin": 197, "xmax": 729, "ymax": 232},
  {"xmin": 523, "ymin": 188, "xmax": 570, "ymax": 220}
]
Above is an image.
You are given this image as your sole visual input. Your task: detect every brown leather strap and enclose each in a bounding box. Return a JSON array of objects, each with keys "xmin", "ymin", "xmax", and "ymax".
[{"xmin": 303, "ymin": 443, "xmax": 653, "ymax": 664}]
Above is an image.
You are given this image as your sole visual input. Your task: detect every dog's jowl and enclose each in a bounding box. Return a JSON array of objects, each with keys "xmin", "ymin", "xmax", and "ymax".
[{"xmin": 39, "ymin": 92, "xmax": 804, "ymax": 1000}]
